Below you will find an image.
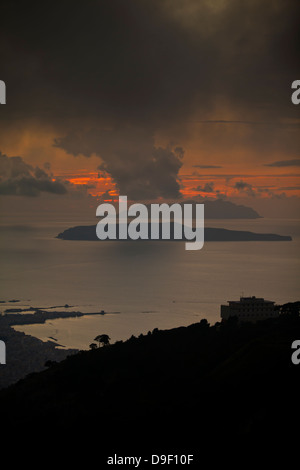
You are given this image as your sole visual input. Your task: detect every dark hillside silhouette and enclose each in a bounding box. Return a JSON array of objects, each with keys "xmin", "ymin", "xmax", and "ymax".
[{"xmin": 0, "ymin": 304, "xmax": 299, "ymax": 462}]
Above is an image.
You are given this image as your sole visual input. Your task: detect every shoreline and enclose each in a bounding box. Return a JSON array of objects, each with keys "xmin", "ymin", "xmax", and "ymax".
[{"xmin": 0, "ymin": 308, "xmax": 110, "ymax": 390}]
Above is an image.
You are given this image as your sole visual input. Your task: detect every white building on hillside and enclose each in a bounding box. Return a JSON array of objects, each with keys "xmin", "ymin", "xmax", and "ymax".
[{"xmin": 220, "ymin": 296, "xmax": 278, "ymax": 322}]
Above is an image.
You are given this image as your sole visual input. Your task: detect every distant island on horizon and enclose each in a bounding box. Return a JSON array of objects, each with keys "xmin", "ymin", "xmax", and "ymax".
[
  {"xmin": 56, "ymin": 224, "xmax": 292, "ymax": 242},
  {"xmin": 172, "ymin": 199, "xmax": 262, "ymax": 219}
]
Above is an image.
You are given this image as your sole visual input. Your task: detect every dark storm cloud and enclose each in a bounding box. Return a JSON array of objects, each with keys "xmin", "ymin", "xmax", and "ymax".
[
  {"xmin": 1, "ymin": 0, "xmax": 299, "ymax": 199},
  {"xmin": 0, "ymin": 0, "xmax": 204, "ymax": 124},
  {"xmin": 54, "ymin": 129, "xmax": 183, "ymax": 200},
  {"xmin": 192, "ymin": 119, "xmax": 300, "ymax": 157},
  {"xmin": 234, "ymin": 181, "xmax": 252, "ymax": 190},
  {"xmin": 234, "ymin": 180, "xmax": 255, "ymax": 196},
  {"xmin": 264, "ymin": 159, "xmax": 300, "ymax": 167},
  {"xmin": 0, "ymin": 152, "xmax": 67, "ymax": 196},
  {"xmin": 0, "ymin": 152, "xmax": 33, "ymax": 178},
  {"xmin": 1, "ymin": 0, "xmax": 298, "ymax": 124}
]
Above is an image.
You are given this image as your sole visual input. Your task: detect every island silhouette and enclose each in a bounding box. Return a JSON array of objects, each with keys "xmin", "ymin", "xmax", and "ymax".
[{"xmin": 56, "ymin": 223, "xmax": 292, "ymax": 242}]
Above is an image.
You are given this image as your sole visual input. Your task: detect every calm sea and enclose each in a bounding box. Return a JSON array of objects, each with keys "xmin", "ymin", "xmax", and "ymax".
[{"xmin": 1, "ymin": 218, "xmax": 299, "ymax": 349}]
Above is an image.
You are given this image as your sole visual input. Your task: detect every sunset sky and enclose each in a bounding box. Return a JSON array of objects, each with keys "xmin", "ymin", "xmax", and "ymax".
[{"xmin": 0, "ymin": 0, "xmax": 299, "ymax": 218}]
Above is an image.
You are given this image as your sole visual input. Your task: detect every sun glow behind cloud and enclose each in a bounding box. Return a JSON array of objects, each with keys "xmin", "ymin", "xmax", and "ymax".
[{"xmin": 55, "ymin": 164, "xmax": 300, "ymax": 202}]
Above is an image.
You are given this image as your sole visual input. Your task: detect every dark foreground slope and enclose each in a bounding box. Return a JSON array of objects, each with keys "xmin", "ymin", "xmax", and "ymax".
[{"xmin": 0, "ymin": 306, "xmax": 299, "ymax": 463}]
